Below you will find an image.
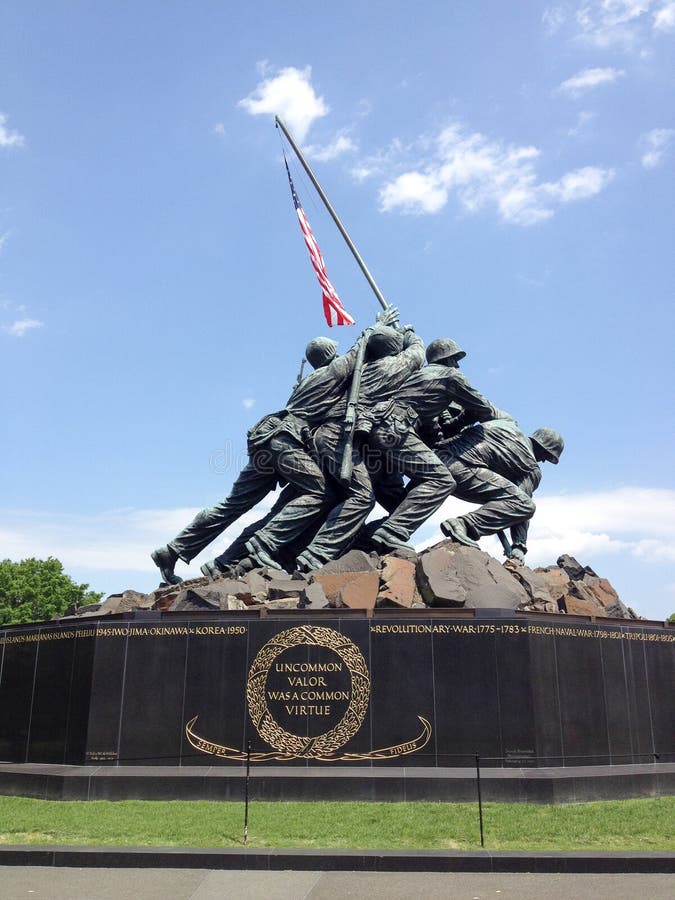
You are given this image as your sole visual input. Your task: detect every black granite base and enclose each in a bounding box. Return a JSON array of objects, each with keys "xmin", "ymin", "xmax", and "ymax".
[{"xmin": 0, "ymin": 610, "xmax": 672, "ymax": 770}]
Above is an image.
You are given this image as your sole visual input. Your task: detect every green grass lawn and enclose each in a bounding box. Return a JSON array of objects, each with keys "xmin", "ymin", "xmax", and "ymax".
[{"xmin": 0, "ymin": 797, "xmax": 672, "ymax": 851}]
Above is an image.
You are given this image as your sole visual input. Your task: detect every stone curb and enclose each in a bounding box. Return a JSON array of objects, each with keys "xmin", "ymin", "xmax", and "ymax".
[
  {"xmin": 0, "ymin": 846, "xmax": 673, "ymax": 873},
  {"xmin": 1, "ymin": 762, "xmax": 672, "ymax": 804}
]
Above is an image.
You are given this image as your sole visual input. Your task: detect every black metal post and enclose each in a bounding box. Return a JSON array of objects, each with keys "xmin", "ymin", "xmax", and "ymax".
[
  {"xmin": 243, "ymin": 738, "xmax": 252, "ymax": 846},
  {"xmin": 475, "ymin": 752, "xmax": 485, "ymax": 848}
]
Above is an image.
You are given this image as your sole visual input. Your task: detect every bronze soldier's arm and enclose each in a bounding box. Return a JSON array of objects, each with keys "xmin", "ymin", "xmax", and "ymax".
[{"xmin": 446, "ymin": 369, "xmax": 503, "ymax": 422}]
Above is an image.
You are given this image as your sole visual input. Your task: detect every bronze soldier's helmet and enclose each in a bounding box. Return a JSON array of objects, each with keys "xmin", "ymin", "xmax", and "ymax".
[
  {"xmin": 426, "ymin": 338, "xmax": 466, "ymax": 364},
  {"xmin": 367, "ymin": 325, "xmax": 404, "ymax": 360},
  {"xmin": 305, "ymin": 337, "xmax": 338, "ymax": 369},
  {"xmin": 530, "ymin": 428, "xmax": 564, "ymax": 464}
]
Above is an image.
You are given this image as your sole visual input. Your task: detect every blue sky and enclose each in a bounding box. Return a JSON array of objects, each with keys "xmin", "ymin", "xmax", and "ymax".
[{"xmin": 1, "ymin": 1, "xmax": 673, "ymax": 619}]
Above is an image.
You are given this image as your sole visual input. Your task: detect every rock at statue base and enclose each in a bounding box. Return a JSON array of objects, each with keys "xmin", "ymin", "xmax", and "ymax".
[
  {"xmin": 507, "ymin": 566, "xmax": 559, "ymax": 608},
  {"xmin": 532, "ymin": 567, "xmax": 570, "ymax": 602},
  {"xmin": 384, "ymin": 546, "xmax": 419, "ymax": 564},
  {"xmin": 313, "ymin": 570, "xmax": 379, "ymax": 609},
  {"xmin": 165, "ymin": 588, "xmax": 220, "ymax": 612},
  {"xmin": 562, "ymin": 595, "xmax": 604, "ymax": 617},
  {"xmin": 99, "ymin": 589, "xmax": 151, "ymax": 614},
  {"xmin": 265, "ymin": 597, "xmax": 302, "ymax": 610},
  {"xmin": 148, "ymin": 576, "xmax": 212, "ymax": 611},
  {"xmin": 417, "ymin": 542, "xmax": 529, "ymax": 609},
  {"xmin": 606, "ymin": 598, "xmax": 635, "ymax": 619},
  {"xmin": 266, "ymin": 579, "xmax": 306, "ymax": 601},
  {"xmin": 89, "ymin": 546, "xmax": 639, "ymax": 621},
  {"xmin": 582, "ymin": 575, "xmax": 620, "ymax": 609},
  {"xmin": 225, "ymin": 595, "xmax": 248, "ymax": 611},
  {"xmin": 299, "ymin": 582, "xmax": 327, "ymax": 608},
  {"xmin": 61, "ymin": 589, "xmax": 151, "ymax": 618},
  {"xmin": 557, "ymin": 554, "xmax": 597, "ymax": 581},
  {"xmin": 312, "ymin": 549, "xmax": 379, "ymax": 576},
  {"xmin": 377, "ymin": 556, "xmax": 419, "ymax": 608}
]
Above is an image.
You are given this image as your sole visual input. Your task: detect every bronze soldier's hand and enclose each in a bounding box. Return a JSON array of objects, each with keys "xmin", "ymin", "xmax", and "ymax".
[
  {"xmin": 509, "ymin": 546, "xmax": 526, "ymax": 564},
  {"xmin": 377, "ymin": 305, "xmax": 400, "ymax": 328}
]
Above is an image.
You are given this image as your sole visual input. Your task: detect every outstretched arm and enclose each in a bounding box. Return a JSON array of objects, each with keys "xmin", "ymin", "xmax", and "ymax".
[{"xmin": 447, "ymin": 369, "xmax": 506, "ymax": 422}]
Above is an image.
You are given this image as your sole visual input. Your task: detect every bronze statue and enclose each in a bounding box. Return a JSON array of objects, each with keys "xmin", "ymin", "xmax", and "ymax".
[
  {"xmin": 152, "ymin": 322, "xmax": 564, "ymax": 582},
  {"xmin": 152, "ymin": 330, "xmax": 366, "ymax": 584},
  {"xmin": 295, "ymin": 323, "xmax": 425, "ymax": 570},
  {"xmin": 436, "ymin": 421, "xmax": 564, "ymax": 562},
  {"xmin": 354, "ymin": 337, "xmax": 510, "ymax": 553}
]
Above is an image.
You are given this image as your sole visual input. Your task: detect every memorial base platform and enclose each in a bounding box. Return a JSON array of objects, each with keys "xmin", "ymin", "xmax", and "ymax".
[
  {"xmin": 0, "ymin": 761, "xmax": 672, "ymax": 804},
  {"xmin": 1, "ymin": 609, "xmax": 672, "ymax": 778}
]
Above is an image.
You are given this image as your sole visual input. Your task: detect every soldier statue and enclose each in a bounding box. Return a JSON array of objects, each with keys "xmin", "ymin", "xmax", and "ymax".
[
  {"xmin": 293, "ymin": 322, "xmax": 425, "ymax": 570},
  {"xmin": 436, "ymin": 419, "xmax": 564, "ymax": 563},
  {"xmin": 152, "ymin": 320, "xmax": 564, "ymax": 581},
  {"xmin": 151, "ymin": 310, "xmax": 398, "ymax": 584},
  {"xmin": 353, "ymin": 337, "xmax": 511, "ymax": 553}
]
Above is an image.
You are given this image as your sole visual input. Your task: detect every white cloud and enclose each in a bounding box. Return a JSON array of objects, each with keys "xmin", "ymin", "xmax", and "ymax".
[
  {"xmin": 654, "ymin": 2, "xmax": 675, "ymax": 30},
  {"xmin": 0, "ymin": 497, "xmax": 281, "ymax": 579},
  {"xmin": 351, "ymin": 165, "xmax": 373, "ymax": 182},
  {"xmin": 533, "ymin": 486, "xmax": 675, "ymax": 537},
  {"xmin": 415, "ymin": 486, "xmax": 675, "ymax": 566},
  {"xmin": 213, "ymin": 122, "xmax": 226, "ymax": 137},
  {"xmin": 242, "ymin": 397, "xmax": 256, "ymax": 410},
  {"xmin": 376, "ymin": 122, "xmax": 614, "ymax": 226},
  {"xmin": 305, "ymin": 133, "xmax": 357, "ymax": 162},
  {"xmin": 3, "ymin": 318, "xmax": 44, "ymax": 337},
  {"xmin": 380, "ymin": 172, "xmax": 448, "ymax": 215},
  {"xmin": 543, "ymin": 5, "xmax": 568, "ymax": 35},
  {"xmin": 0, "ymin": 231, "xmax": 9, "ymax": 253},
  {"xmin": 640, "ymin": 127, "xmax": 674, "ymax": 167},
  {"xmin": 0, "ymin": 112, "xmax": 24, "ymax": 148},
  {"xmin": 238, "ymin": 65, "xmax": 328, "ymax": 143},
  {"xmin": 575, "ymin": 0, "xmax": 655, "ymax": 48},
  {"xmin": 349, "ymin": 139, "xmax": 407, "ymax": 183},
  {"xmin": 568, "ymin": 110, "xmax": 596, "ymax": 136},
  {"xmin": 565, "ymin": 1, "xmax": 675, "ymax": 45},
  {"xmin": 542, "ymin": 165, "xmax": 615, "ymax": 202},
  {"xmin": 557, "ymin": 66, "xmax": 625, "ymax": 97}
]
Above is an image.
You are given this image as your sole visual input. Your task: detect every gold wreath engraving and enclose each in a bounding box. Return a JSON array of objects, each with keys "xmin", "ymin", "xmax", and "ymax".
[
  {"xmin": 185, "ymin": 624, "xmax": 433, "ymax": 762},
  {"xmin": 185, "ymin": 714, "xmax": 432, "ymax": 763},
  {"xmin": 246, "ymin": 625, "xmax": 370, "ymax": 757}
]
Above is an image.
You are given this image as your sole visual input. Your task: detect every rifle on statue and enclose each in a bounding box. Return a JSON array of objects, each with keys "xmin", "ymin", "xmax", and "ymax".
[
  {"xmin": 339, "ymin": 333, "xmax": 369, "ymax": 486},
  {"xmin": 295, "ymin": 357, "xmax": 307, "ymax": 386}
]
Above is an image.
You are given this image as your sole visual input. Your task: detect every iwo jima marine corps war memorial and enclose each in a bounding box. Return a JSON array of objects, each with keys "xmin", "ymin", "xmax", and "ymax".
[{"xmin": 0, "ymin": 119, "xmax": 672, "ymax": 805}]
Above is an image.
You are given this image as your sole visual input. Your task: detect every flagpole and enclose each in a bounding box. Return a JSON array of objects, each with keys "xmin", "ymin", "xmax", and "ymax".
[{"xmin": 275, "ymin": 116, "xmax": 388, "ymax": 312}]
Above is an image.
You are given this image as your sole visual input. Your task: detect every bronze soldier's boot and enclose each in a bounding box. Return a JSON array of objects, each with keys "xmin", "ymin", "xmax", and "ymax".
[
  {"xmin": 369, "ymin": 531, "xmax": 415, "ymax": 555},
  {"xmin": 440, "ymin": 517, "xmax": 479, "ymax": 548},
  {"xmin": 200, "ymin": 559, "xmax": 232, "ymax": 578},
  {"xmin": 151, "ymin": 545, "xmax": 183, "ymax": 584},
  {"xmin": 295, "ymin": 549, "xmax": 325, "ymax": 573},
  {"xmin": 245, "ymin": 536, "xmax": 284, "ymax": 571}
]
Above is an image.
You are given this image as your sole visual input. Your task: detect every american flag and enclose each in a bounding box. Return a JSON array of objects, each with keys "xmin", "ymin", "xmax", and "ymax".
[{"xmin": 284, "ymin": 159, "xmax": 355, "ymax": 327}]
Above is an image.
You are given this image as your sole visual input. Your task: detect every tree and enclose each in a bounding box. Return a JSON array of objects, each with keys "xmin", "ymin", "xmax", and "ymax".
[{"xmin": 0, "ymin": 558, "xmax": 104, "ymax": 626}]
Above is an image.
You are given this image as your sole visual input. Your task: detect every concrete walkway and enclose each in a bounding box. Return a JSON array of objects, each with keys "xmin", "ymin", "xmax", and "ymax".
[{"xmin": 1, "ymin": 868, "xmax": 674, "ymax": 899}]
